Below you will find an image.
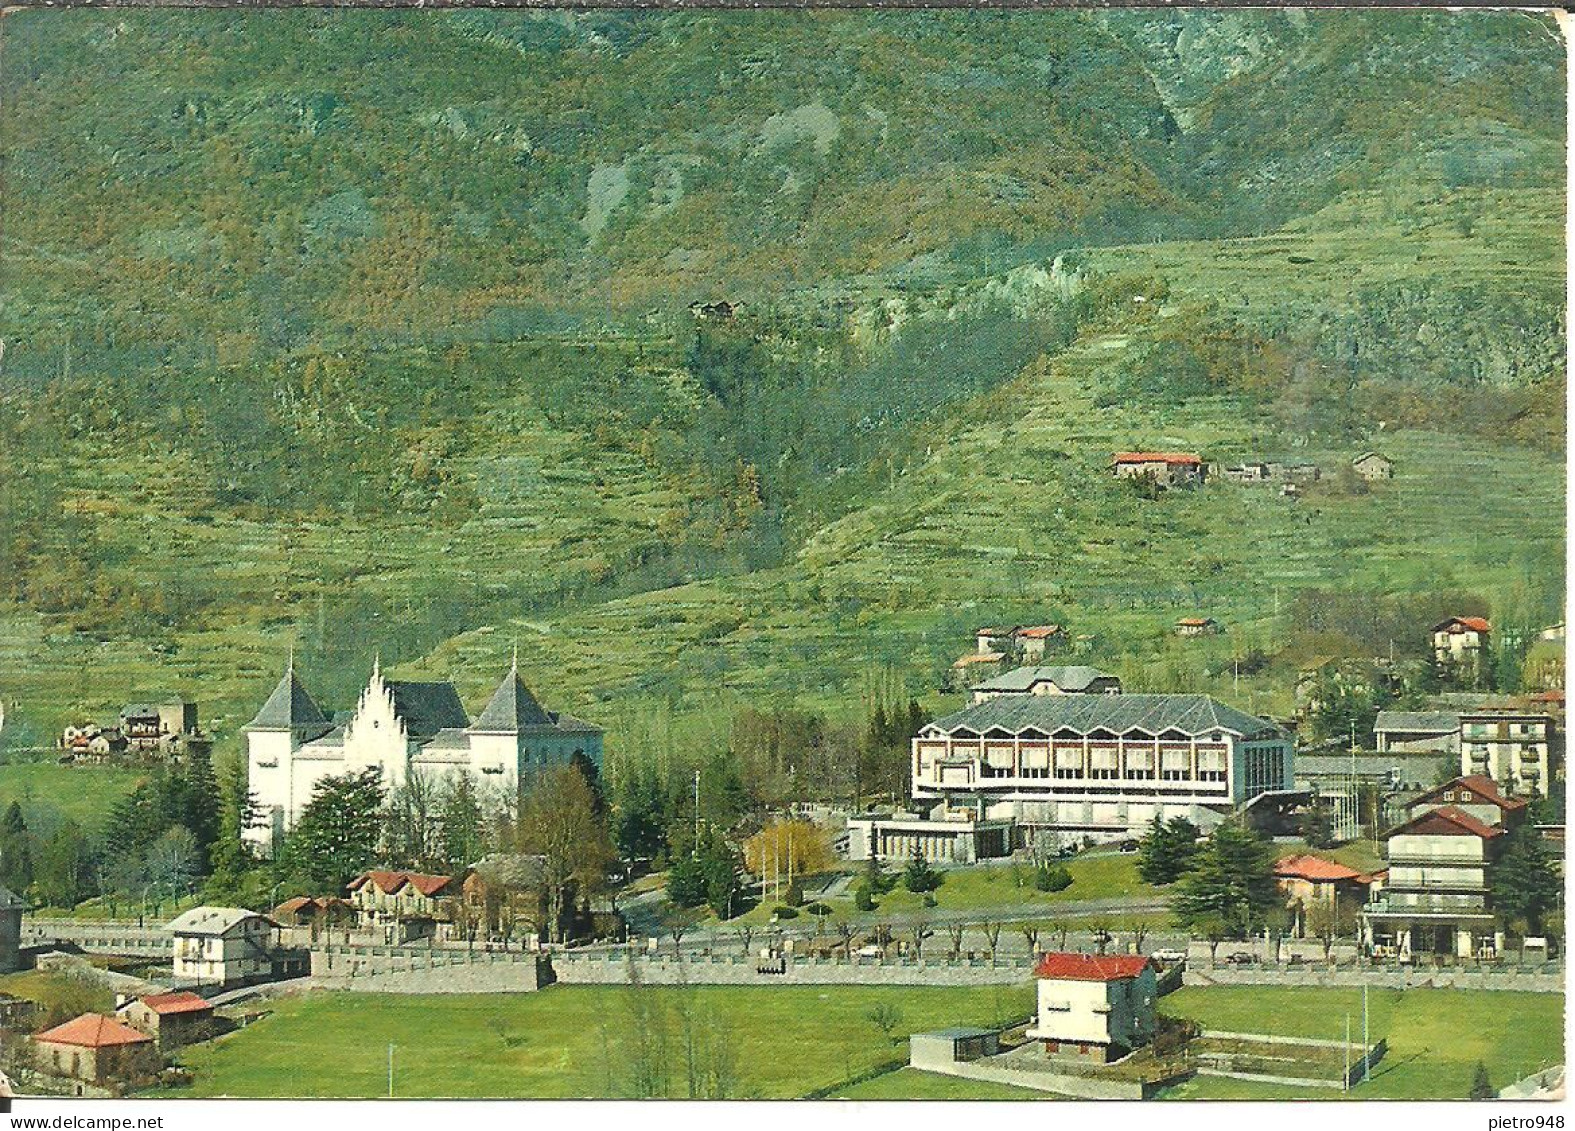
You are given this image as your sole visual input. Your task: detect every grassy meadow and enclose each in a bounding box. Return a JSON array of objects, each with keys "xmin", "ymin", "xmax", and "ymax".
[{"xmin": 159, "ymin": 982, "xmax": 1561, "ymax": 1100}]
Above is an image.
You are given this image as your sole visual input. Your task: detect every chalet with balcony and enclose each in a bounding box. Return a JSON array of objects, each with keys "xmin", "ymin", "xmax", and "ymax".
[{"xmin": 1362, "ymin": 806, "xmax": 1505, "ymax": 960}]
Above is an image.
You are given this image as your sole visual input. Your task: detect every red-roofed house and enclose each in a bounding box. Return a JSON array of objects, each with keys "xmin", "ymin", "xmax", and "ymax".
[
  {"xmin": 1112, "ymin": 452, "xmax": 1206, "ymax": 489},
  {"xmin": 1014, "ymin": 625, "xmax": 1065, "ymax": 659},
  {"xmin": 1025, "ymin": 953, "xmax": 1156, "ymax": 1063},
  {"xmin": 32, "ymin": 1013, "xmax": 159, "ymax": 1088},
  {"xmin": 1274, "ymin": 854, "xmax": 1371, "ymax": 936},
  {"xmin": 1405, "ymin": 775, "xmax": 1529, "ymax": 830},
  {"xmin": 347, "ymin": 871, "xmax": 460, "ymax": 939},
  {"xmin": 1432, "ymin": 616, "xmax": 1491, "ymax": 666},
  {"xmin": 116, "ymin": 992, "xmax": 215, "ymax": 1052},
  {"xmin": 1175, "ymin": 617, "xmax": 1221, "ymax": 637},
  {"xmin": 1362, "ymin": 805, "xmax": 1506, "ymax": 961}
]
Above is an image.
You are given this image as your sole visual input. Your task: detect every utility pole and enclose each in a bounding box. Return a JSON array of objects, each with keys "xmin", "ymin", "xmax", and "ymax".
[
  {"xmin": 693, "ymin": 769, "xmax": 701, "ymax": 846},
  {"xmin": 1343, "ymin": 1014, "xmax": 1351, "ymax": 1093},
  {"xmin": 1361, "ymin": 981, "xmax": 1370, "ymax": 1086}
]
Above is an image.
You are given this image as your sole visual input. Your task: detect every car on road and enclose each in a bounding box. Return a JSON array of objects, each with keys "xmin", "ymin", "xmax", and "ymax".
[
  {"xmin": 1151, "ymin": 948, "xmax": 1187, "ymax": 963},
  {"xmin": 1225, "ymin": 951, "xmax": 1256, "ymax": 965},
  {"xmin": 855, "ymin": 944, "xmax": 884, "ymax": 958}
]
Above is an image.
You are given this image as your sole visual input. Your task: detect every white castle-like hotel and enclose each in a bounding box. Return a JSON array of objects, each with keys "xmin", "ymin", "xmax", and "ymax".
[{"xmin": 243, "ymin": 653, "xmax": 602, "ymax": 855}]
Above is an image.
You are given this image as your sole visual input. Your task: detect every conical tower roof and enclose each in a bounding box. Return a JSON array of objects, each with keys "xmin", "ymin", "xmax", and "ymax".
[
  {"xmin": 248, "ymin": 667, "xmax": 329, "ymax": 730},
  {"xmin": 472, "ymin": 658, "xmax": 551, "ymax": 731}
]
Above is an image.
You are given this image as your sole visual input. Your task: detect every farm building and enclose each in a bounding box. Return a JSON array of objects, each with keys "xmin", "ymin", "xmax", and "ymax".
[{"xmin": 1111, "ymin": 452, "xmax": 1205, "ymax": 489}]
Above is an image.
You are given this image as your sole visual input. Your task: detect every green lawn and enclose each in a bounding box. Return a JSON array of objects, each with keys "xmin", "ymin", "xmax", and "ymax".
[
  {"xmin": 830, "ymin": 1067, "xmax": 1054, "ymax": 1100},
  {"xmin": 722, "ymin": 852, "xmax": 1157, "ymax": 930},
  {"xmin": 1161, "ymin": 986, "xmax": 1563, "ymax": 1100},
  {"xmin": 162, "ymin": 980, "xmax": 1559, "ymax": 1101},
  {"xmin": 0, "ymin": 761, "xmax": 147, "ymax": 832},
  {"xmin": 171, "ymin": 984, "xmax": 1036, "ymax": 1099}
]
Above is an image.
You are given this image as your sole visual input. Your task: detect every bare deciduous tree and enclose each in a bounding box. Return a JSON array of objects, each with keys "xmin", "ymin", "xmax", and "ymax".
[{"xmin": 946, "ymin": 922, "xmax": 965, "ymax": 959}]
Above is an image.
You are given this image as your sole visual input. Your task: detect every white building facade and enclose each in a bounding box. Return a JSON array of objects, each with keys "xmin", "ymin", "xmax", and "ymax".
[
  {"xmin": 1025, "ymin": 953, "xmax": 1157, "ymax": 1062},
  {"xmin": 167, "ymin": 907, "xmax": 280, "ymax": 986},
  {"xmin": 243, "ymin": 657, "xmax": 603, "ymax": 854},
  {"xmin": 911, "ymin": 694, "xmax": 1294, "ymax": 847}
]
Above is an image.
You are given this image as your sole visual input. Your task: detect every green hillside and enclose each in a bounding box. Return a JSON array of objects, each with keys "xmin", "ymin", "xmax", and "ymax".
[{"xmin": 0, "ymin": 8, "xmax": 1564, "ymax": 818}]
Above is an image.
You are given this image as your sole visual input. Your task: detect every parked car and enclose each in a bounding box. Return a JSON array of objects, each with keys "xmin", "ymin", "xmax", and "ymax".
[
  {"xmin": 855, "ymin": 944, "xmax": 884, "ymax": 958},
  {"xmin": 1151, "ymin": 948, "xmax": 1187, "ymax": 962},
  {"xmin": 1225, "ymin": 952, "xmax": 1256, "ymax": 965}
]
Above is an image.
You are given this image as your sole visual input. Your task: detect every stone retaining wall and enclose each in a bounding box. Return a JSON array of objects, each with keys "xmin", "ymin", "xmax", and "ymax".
[
  {"xmin": 550, "ymin": 953, "xmax": 1035, "ymax": 987},
  {"xmin": 309, "ymin": 947, "xmax": 544, "ymax": 994},
  {"xmin": 1184, "ymin": 968, "xmax": 1562, "ymax": 993}
]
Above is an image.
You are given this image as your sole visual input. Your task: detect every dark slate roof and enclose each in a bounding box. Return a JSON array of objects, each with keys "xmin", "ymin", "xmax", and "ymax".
[
  {"xmin": 418, "ymin": 728, "xmax": 472, "ymax": 752},
  {"xmin": 248, "ymin": 670, "xmax": 329, "ymax": 731},
  {"xmin": 545, "ymin": 711, "xmax": 602, "ymax": 735},
  {"xmin": 972, "ymin": 665, "xmax": 1118, "ymax": 693},
  {"xmin": 472, "ymin": 670, "xmax": 551, "ymax": 731},
  {"xmin": 387, "ymin": 681, "xmax": 470, "ymax": 739},
  {"xmin": 927, "ymin": 693, "xmax": 1284, "ymax": 740},
  {"xmin": 1374, "ymin": 710, "xmax": 1459, "ymax": 734}
]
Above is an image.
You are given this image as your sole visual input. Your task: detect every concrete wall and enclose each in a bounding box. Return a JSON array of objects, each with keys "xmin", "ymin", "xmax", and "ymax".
[
  {"xmin": 1184, "ymin": 967, "xmax": 1562, "ymax": 993},
  {"xmin": 907, "ymin": 1054, "xmax": 1164, "ymax": 1099},
  {"xmin": 550, "ymin": 952, "xmax": 1036, "ymax": 987},
  {"xmin": 309, "ymin": 947, "xmax": 543, "ymax": 994}
]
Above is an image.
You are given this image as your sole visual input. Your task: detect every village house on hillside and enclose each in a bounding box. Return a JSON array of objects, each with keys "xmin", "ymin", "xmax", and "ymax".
[
  {"xmin": 1174, "ymin": 617, "xmax": 1221, "ymax": 637},
  {"xmin": 970, "ymin": 665, "xmax": 1122, "ymax": 703},
  {"xmin": 1432, "ymin": 615, "xmax": 1491, "ymax": 665},
  {"xmin": 244, "ymin": 654, "xmax": 602, "ymax": 854},
  {"xmin": 1351, "ymin": 452, "xmax": 1394, "ymax": 481},
  {"xmin": 1111, "ymin": 452, "xmax": 1206, "ymax": 489},
  {"xmin": 1024, "ymin": 953, "xmax": 1157, "ymax": 1063}
]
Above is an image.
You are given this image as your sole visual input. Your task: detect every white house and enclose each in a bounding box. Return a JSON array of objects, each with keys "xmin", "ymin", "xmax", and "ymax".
[
  {"xmin": 1025, "ymin": 952, "xmax": 1156, "ymax": 1063},
  {"xmin": 1432, "ymin": 616, "xmax": 1491, "ymax": 665},
  {"xmin": 167, "ymin": 907, "xmax": 281, "ymax": 987},
  {"xmin": 244, "ymin": 655, "xmax": 602, "ymax": 854}
]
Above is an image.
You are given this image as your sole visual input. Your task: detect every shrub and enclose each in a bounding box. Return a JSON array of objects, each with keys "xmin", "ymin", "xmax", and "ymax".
[
  {"xmin": 1035, "ymin": 864, "xmax": 1073, "ymax": 892},
  {"xmin": 853, "ymin": 884, "xmax": 875, "ymax": 912},
  {"xmin": 784, "ymin": 878, "xmax": 804, "ymax": 907},
  {"xmin": 772, "ymin": 905, "xmax": 799, "ymax": 920}
]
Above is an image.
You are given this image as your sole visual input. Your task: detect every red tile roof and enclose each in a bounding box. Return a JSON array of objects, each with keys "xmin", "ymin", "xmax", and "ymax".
[
  {"xmin": 1435, "ymin": 616, "xmax": 1491, "ymax": 634},
  {"xmin": 349, "ymin": 870, "xmax": 453, "ymax": 897},
  {"xmin": 1017, "ymin": 625, "xmax": 1063, "ymax": 639},
  {"xmin": 1034, "ymin": 952, "xmax": 1151, "ymax": 982},
  {"xmin": 1274, "ymin": 854, "xmax": 1363, "ymax": 883},
  {"xmin": 136, "ymin": 992, "xmax": 212, "ymax": 1017},
  {"xmin": 1527, "ymin": 690, "xmax": 1565, "ymax": 703},
  {"xmin": 1113, "ymin": 452, "xmax": 1202, "ymax": 466},
  {"xmin": 1393, "ymin": 805, "xmax": 1505, "ymax": 840},
  {"xmin": 35, "ymin": 1013, "xmax": 153, "ymax": 1048},
  {"xmin": 1415, "ymin": 775, "xmax": 1528, "ymax": 813},
  {"xmin": 1176, "ymin": 618, "xmax": 1216, "ymax": 627},
  {"xmin": 403, "ymin": 873, "xmax": 455, "ymax": 898}
]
